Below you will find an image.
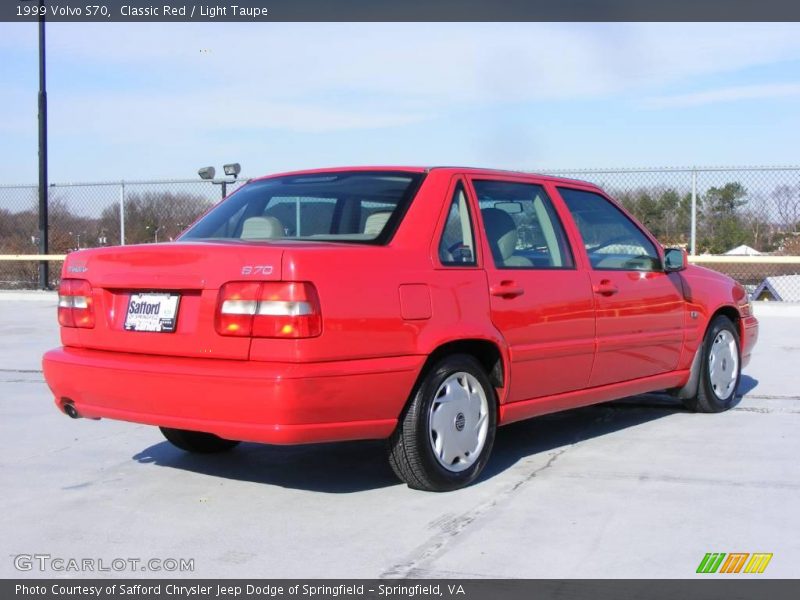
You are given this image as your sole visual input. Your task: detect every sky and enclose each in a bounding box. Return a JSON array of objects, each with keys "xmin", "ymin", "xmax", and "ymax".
[{"xmin": 0, "ymin": 22, "xmax": 799, "ymax": 184}]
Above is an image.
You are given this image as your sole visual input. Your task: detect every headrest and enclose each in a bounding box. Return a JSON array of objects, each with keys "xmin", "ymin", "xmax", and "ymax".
[
  {"xmin": 481, "ymin": 207, "xmax": 518, "ymax": 261},
  {"xmin": 363, "ymin": 211, "xmax": 392, "ymax": 236},
  {"xmin": 240, "ymin": 216, "xmax": 284, "ymax": 239}
]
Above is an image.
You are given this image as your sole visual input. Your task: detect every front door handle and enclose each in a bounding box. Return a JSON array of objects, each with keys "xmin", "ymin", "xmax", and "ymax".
[
  {"xmin": 490, "ymin": 281, "xmax": 525, "ymax": 299},
  {"xmin": 593, "ymin": 280, "xmax": 619, "ymax": 296}
]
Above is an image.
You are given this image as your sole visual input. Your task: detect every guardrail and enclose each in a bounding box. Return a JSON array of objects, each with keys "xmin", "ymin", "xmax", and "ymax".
[{"xmin": 0, "ymin": 254, "xmax": 67, "ymax": 260}]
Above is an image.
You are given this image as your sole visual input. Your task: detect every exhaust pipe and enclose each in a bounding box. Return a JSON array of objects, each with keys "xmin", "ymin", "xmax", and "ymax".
[{"xmin": 62, "ymin": 401, "xmax": 81, "ymax": 419}]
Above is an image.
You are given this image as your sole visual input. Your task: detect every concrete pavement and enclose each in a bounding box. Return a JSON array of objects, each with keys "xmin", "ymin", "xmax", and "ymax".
[{"xmin": 1, "ymin": 296, "xmax": 798, "ymax": 578}]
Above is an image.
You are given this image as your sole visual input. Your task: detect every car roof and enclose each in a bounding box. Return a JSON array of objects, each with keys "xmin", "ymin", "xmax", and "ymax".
[{"xmin": 248, "ymin": 166, "xmax": 599, "ymax": 189}]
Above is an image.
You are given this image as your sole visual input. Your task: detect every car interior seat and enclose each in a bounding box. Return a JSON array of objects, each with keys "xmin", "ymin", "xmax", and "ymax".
[
  {"xmin": 481, "ymin": 207, "xmax": 532, "ymax": 267},
  {"xmin": 363, "ymin": 211, "xmax": 392, "ymax": 236},
  {"xmin": 240, "ymin": 216, "xmax": 284, "ymax": 240}
]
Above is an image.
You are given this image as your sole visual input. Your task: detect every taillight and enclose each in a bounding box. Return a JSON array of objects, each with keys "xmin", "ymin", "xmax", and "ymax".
[
  {"xmin": 215, "ymin": 281, "xmax": 322, "ymax": 338},
  {"xmin": 58, "ymin": 279, "xmax": 95, "ymax": 328},
  {"xmin": 215, "ymin": 282, "xmax": 261, "ymax": 337}
]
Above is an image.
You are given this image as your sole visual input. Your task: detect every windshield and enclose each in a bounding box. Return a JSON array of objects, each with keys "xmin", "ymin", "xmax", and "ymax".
[{"xmin": 180, "ymin": 171, "xmax": 425, "ymax": 244}]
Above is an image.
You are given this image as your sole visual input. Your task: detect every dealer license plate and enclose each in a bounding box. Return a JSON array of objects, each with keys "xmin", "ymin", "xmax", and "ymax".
[{"xmin": 124, "ymin": 293, "xmax": 180, "ymax": 333}]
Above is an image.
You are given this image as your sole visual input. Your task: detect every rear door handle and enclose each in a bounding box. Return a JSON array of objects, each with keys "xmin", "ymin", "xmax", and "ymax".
[
  {"xmin": 593, "ymin": 280, "xmax": 619, "ymax": 296},
  {"xmin": 490, "ymin": 281, "xmax": 525, "ymax": 299}
]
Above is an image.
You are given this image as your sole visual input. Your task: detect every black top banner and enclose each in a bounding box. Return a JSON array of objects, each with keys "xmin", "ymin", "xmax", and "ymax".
[{"xmin": 4, "ymin": 0, "xmax": 800, "ymax": 23}]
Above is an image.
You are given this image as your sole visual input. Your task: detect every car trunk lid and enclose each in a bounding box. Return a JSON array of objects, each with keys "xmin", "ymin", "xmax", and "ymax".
[{"xmin": 63, "ymin": 242, "xmax": 283, "ymax": 360}]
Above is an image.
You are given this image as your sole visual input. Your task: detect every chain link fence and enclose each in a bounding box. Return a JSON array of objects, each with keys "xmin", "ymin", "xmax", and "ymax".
[
  {"xmin": 1, "ymin": 167, "xmax": 799, "ymax": 299},
  {"xmin": 0, "ymin": 178, "xmax": 248, "ymax": 289},
  {"xmin": 538, "ymin": 166, "xmax": 800, "ymax": 300}
]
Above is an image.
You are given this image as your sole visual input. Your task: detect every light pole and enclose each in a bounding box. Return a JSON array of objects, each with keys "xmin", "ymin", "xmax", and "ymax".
[
  {"xmin": 198, "ymin": 163, "xmax": 241, "ymax": 200},
  {"xmin": 23, "ymin": 0, "xmax": 50, "ymax": 288},
  {"xmin": 68, "ymin": 231, "xmax": 81, "ymax": 250},
  {"xmin": 146, "ymin": 225, "xmax": 162, "ymax": 243}
]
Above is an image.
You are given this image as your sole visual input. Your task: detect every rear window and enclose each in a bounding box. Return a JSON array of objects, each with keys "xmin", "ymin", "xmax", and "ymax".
[{"xmin": 181, "ymin": 171, "xmax": 424, "ymax": 244}]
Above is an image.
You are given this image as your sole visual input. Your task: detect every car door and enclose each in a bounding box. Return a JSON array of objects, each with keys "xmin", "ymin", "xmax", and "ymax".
[
  {"xmin": 467, "ymin": 176, "xmax": 596, "ymax": 402},
  {"xmin": 555, "ymin": 185, "xmax": 685, "ymax": 387}
]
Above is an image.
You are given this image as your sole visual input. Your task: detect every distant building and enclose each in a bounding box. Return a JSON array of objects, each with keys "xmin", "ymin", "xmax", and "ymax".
[
  {"xmin": 725, "ymin": 244, "xmax": 762, "ymax": 256},
  {"xmin": 752, "ymin": 275, "xmax": 800, "ymax": 302}
]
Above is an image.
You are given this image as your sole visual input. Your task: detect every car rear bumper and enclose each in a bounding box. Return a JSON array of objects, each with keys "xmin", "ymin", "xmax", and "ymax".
[
  {"xmin": 741, "ymin": 315, "xmax": 758, "ymax": 368},
  {"xmin": 42, "ymin": 347, "xmax": 424, "ymax": 444}
]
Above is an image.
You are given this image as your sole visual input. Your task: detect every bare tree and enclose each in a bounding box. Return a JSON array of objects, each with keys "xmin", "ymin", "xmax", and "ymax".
[{"xmin": 772, "ymin": 184, "xmax": 800, "ymax": 235}]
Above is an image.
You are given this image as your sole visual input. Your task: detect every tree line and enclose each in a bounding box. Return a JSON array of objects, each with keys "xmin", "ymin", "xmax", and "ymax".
[
  {"xmin": 616, "ymin": 182, "xmax": 800, "ymax": 254},
  {"xmin": 0, "ymin": 192, "xmax": 214, "ymax": 255}
]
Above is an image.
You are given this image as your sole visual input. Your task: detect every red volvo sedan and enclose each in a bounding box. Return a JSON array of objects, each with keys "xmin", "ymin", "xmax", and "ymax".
[{"xmin": 43, "ymin": 167, "xmax": 758, "ymax": 491}]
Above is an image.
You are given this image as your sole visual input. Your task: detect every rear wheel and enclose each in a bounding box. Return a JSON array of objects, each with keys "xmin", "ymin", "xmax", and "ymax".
[
  {"xmin": 683, "ymin": 315, "xmax": 741, "ymax": 413},
  {"xmin": 388, "ymin": 354, "xmax": 497, "ymax": 492},
  {"xmin": 160, "ymin": 427, "xmax": 240, "ymax": 453}
]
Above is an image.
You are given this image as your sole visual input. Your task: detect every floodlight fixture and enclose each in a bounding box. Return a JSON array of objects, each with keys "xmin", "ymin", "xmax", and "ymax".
[
  {"xmin": 198, "ymin": 166, "xmax": 216, "ymax": 180},
  {"xmin": 223, "ymin": 163, "xmax": 241, "ymax": 179}
]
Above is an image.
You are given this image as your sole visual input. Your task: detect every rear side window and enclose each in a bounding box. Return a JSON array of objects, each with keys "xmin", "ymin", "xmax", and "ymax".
[
  {"xmin": 181, "ymin": 171, "xmax": 424, "ymax": 244},
  {"xmin": 438, "ymin": 184, "xmax": 477, "ymax": 266},
  {"xmin": 473, "ymin": 180, "xmax": 574, "ymax": 269},
  {"xmin": 558, "ymin": 187, "xmax": 660, "ymax": 271}
]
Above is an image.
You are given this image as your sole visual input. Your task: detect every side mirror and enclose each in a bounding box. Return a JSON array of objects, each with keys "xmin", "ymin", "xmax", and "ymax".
[{"xmin": 664, "ymin": 247, "xmax": 687, "ymax": 272}]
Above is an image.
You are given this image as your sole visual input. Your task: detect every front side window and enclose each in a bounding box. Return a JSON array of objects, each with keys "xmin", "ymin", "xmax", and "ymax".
[
  {"xmin": 558, "ymin": 187, "xmax": 660, "ymax": 271},
  {"xmin": 473, "ymin": 180, "xmax": 574, "ymax": 269},
  {"xmin": 181, "ymin": 171, "xmax": 424, "ymax": 244},
  {"xmin": 438, "ymin": 184, "xmax": 477, "ymax": 266}
]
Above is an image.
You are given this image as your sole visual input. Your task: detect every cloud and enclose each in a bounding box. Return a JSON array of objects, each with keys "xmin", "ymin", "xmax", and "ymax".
[
  {"xmin": 3, "ymin": 22, "xmax": 800, "ymax": 168},
  {"xmin": 643, "ymin": 83, "xmax": 800, "ymax": 109},
  {"xmin": 6, "ymin": 23, "xmax": 800, "ymax": 105},
  {"xmin": 49, "ymin": 89, "xmax": 432, "ymax": 138}
]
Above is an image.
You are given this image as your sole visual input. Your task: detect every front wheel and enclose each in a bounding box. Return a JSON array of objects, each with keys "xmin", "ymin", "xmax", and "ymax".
[
  {"xmin": 388, "ymin": 354, "xmax": 497, "ymax": 492},
  {"xmin": 683, "ymin": 315, "xmax": 741, "ymax": 413},
  {"xmin": 160, "ymin": 427, "xmax": 240, "ymax": 453}
]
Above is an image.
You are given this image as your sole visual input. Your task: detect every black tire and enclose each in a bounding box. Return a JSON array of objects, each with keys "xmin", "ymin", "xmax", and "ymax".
[
  {"xmin": 683, "ymin": 315, "xmax": 741, "ymax": 413},
  {"xmin": 159, "ymin": 427, "xmax": 240, "ymax": 453},
  {"xmin": 388, "ymin": 354, "xmax": 497, "ymax": 492}
]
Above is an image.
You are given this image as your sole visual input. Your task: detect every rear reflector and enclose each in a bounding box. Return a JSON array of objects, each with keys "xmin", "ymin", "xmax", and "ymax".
[
  {"xmin": 216, "ymin": 281, "xmax": 321, "ymax": 338},
  {"xmin": 58, "ymin": 279, "xmax": 95, "ymax": 328}
]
